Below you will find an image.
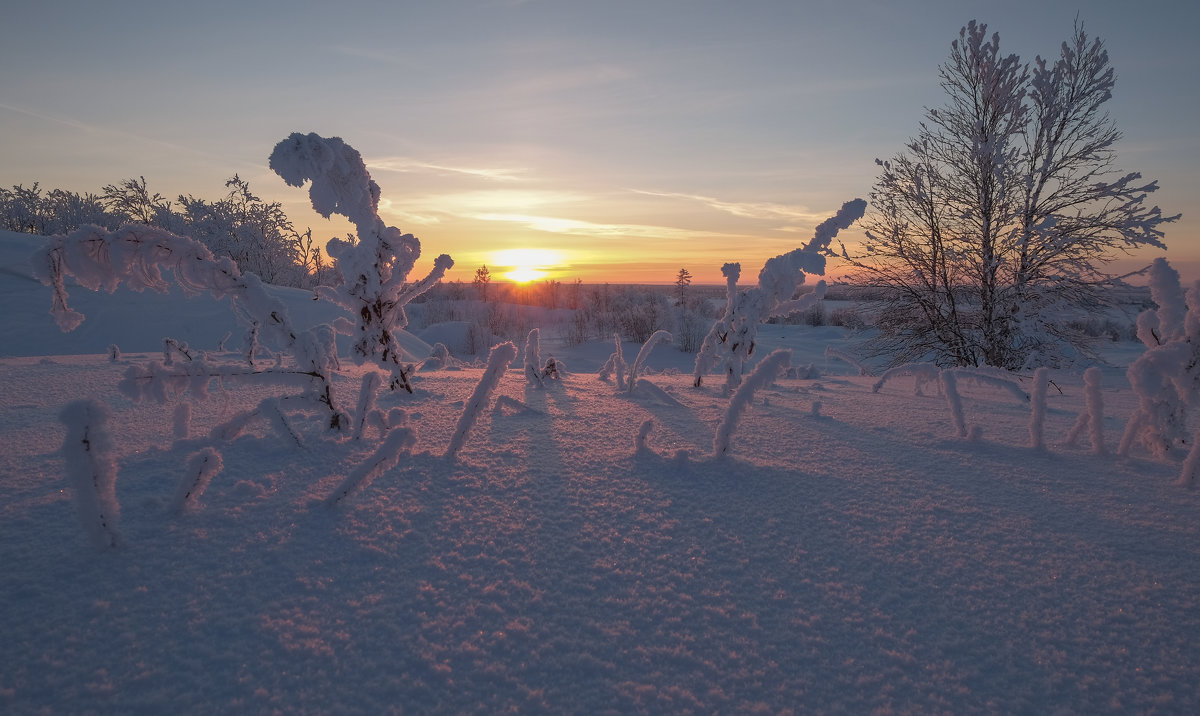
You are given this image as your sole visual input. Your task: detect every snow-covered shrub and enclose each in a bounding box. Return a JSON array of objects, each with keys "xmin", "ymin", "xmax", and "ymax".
[
  {"xmin": 171, "ymin": 447, "xmax": 223, "ymax": 513},
  {"xmin": 59, "ymin": 399, "xmax": 120, "ymax": 549},
  {"xmin": 713, "ymin": 348, "xmax": 792, "ymax": 458},
  {"xmin": 628, "ymin": 330, "xmax": 672, "ymax": 393},
  {"xmin": 445, "ymin": 341, "xmax": 518, "ymax": 460},
  {"xmin": 108, "ymin": 343, "xmax": 121, "ymax": 362},
  {"xmin": 1118, "ymin": 258, "xmax": 1200, "ymax": 459},
  {"xmin": 326, "ymin": 427, "xmax": 418, "ymax": 506},
  {"xmin": 694, "ymin": 199, "xmax": 865, "ymax": 392}
]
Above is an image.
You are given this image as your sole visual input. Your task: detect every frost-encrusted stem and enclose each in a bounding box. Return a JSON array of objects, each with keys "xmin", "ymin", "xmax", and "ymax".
[
  {"xmin": 629, "ymin": 330, "xmax": 672, "ymax": 393},
  {"xmin": 713, "ymin": 349, "xmax": 791, "ymax": 458},
  {"xmin": 354, "ymin": 372, "xmax": 383, "ymax": 440},
  {"xmin": 1030, "ymin": 367, "xmax": 1049, "ymax": 449},
  {"xmin": 940, "ymin": 370, "xmax": 967, "ymax": 438},
  {"xmin": 598, "ymin": 334, "xmax": 627, "ymax": 390},
  {"xmin": 524, "ymin": 328, "xmax": 543, "ymax": 387},
  {"xmin": 171, "ymin": 447, "xmax": 223, "ymax": 513},
  {"xmin": 445, "ymin": 341, "xmax": 517, "ymax": 460},
  {"xmin": 872, "ymin": 362, "xmax": 939, "ymax": 395},
  {"xmin": 1083, "ymin": 367, "xmax": 1106, "ymax": 455},
  {"xmin": 59, "ymin": 399, "xmax": 120, "ymax": 549},
  {"xmin": 326, "ymin": 427, "xmax": 418, "ymax": 506}
]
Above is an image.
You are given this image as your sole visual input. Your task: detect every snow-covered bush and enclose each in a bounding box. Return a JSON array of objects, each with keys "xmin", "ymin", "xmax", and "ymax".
[
  {"xmin": 694, "ymin": 199, "xmax": 865, "ymax": 392},
  {"xmin": 1118, "ymin": 258, "xmax": 1200, "ymax": 459},
  {"xmin": 59, "ymin": 399, "xmax": 120, "ymax": 549}
]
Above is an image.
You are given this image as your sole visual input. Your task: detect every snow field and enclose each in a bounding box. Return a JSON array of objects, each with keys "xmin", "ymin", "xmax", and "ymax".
[{"xmin": 3, "ymin": 349, "xmax": 1199, "ymax": 713}]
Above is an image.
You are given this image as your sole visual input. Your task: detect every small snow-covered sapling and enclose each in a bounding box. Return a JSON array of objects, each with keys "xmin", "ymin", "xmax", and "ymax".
[{"xmin": 628, "ymin": 330, "xmax": 672, "ymax": 393}]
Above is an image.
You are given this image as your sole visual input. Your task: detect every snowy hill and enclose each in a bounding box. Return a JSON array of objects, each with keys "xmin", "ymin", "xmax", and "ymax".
[{"xmin": 2, "ymin": 230, "xmax": 1200, "ymax": 714}]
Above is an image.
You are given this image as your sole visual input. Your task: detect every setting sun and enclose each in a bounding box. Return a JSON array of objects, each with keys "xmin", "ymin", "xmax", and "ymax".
[{"xmin": 491, "ymin": 248, "xmax": 564, "ymax": 283}]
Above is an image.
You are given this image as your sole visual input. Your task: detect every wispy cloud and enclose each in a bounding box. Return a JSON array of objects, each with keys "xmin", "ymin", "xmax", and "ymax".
[
  {"xmin": 369, "ymin": 157, "xmax": 526, "ymax": 182},
  {"xmin": 473, "ymin": 212, "xmax": 730, "ymax": 241},
  {"xmin": 632, "ymin": 189, "xmax": 824, "ymax": 224}
]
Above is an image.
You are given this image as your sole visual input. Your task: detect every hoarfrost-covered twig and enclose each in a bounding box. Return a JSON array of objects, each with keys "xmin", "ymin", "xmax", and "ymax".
[
  {"xmin": 524, "ymin": 328, "xmax": 543, "ymax": 387},
  {"xmin": 825, "ymin": 346, "xmax": 872, "ymax": 377},
  {"xmin": 940, "ymin": 370, "xmax": 968, "ymax": 438},
  {"xmin": 598, "ymin": 334, "xmax": 627, "ymax": 390},
  {"xmin": 326, "ymin": 427, "xmax": 417, "ymax": 506},
  {"xmin": 445, "ymin": 341, "xmax": 518, "ymax": 460},
  {"xmin": 713, "ymin": 349, "xmax": 792, "ymax": 458},
  {"xmin": 171, "ymin": 447, "xmax": 223, "ymax": 513},
  {"xmin": 353, "ymin": 372, "xmax": 383, "ymax": 440},
  {"xmin": 872, "ymin": 362, "xmax": 939, "ymax": 395},
  {"xmin": 629, "ymin": 330, "xmax": 672, "ymax": 394},
  {"xmin": 1030, "ymin": 367, "xmax": 1049, "ymax": 450}
]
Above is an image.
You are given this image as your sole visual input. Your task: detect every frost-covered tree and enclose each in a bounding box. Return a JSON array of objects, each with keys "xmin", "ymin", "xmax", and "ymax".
[
  {"xmin": 473, "ymin": 265, "xmax": 491, "ymax": 302},
  {"xmin": 694, "ymin": 199, "xmax": 865, "ymax": 392},
  {"xmin": 841, "ymin": 20, "xmax": 1177, "ymax": 369},
  {"xmin": 270, "ymin": 132, "xmax": 454, "ymax": 391},
  {"xmin": 675, "ymin": 267, "xmax": 692, "ymax": 306}
]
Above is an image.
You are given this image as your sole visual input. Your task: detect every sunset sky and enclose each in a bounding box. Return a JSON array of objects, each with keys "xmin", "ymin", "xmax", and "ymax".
[{"xmin": 2, "ymin": 0, "xmax": 1196, "ymax": 284}]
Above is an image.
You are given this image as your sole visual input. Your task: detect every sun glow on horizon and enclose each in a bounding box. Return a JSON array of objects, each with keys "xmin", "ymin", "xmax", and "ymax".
[{"xmin": 491, "ymin": 248, "xmax": 565, "ymax": 283}]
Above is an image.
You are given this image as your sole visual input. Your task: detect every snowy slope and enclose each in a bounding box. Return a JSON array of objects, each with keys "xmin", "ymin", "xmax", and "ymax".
[
  {"xmin": 0, "ymin": 230, "xmax": 431, "ymax": 360},
  {"xmin": 2, "ymin": 232, "xmax": 1200, "ymax": 714}
]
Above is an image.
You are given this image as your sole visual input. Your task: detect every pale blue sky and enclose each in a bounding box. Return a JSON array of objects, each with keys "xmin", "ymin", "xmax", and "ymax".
[{"xmin": 2, "ymin": 0, "xmax": 1196, "ymax": 283}]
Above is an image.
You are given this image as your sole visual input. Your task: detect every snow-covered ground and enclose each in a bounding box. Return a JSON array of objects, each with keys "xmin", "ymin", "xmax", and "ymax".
[{"xmin": 3, "ymin": 230, "xmax": 1199, "ymax": 714}]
